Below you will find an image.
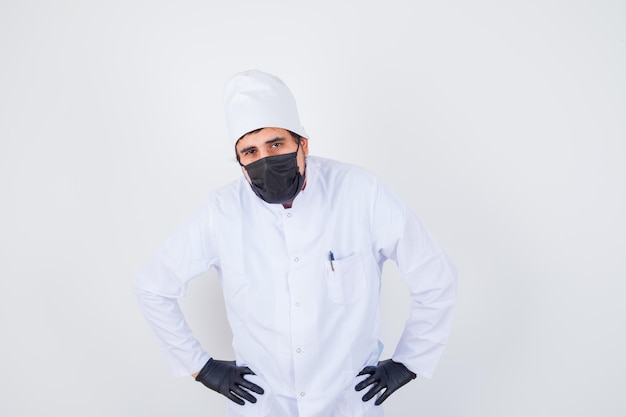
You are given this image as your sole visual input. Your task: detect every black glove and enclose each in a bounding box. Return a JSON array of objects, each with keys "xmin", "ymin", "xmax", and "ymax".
[
  {"xmin": 355, "ymin": 359, "xmax": 417, "ymax": 405},
  {"xmin": 195, "ymin": 358, "xmax": 265, "ymax": 405}
]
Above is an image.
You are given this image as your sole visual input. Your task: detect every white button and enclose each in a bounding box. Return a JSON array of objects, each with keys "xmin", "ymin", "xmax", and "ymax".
[
  {"xmin": 296, "ymin": 348, "xmax": 302, "ymax": 353},
  {"xmin": 300, "ymin": 392, "xmax": 306, "ymax": 397},
  {"xmin": 286, "ymin": 212, "xmax": 292, "ymax": 217},
  {"xmin": 294, "ymin": 257, "xmax": 299, "ymax": 262},
  {"xmin": 294, "ymin": 302, "xmax": 300, "ymax": 307}
]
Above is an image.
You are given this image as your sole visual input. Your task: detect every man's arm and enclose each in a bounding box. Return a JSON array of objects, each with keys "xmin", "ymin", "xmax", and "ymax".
[
  {"xmin": 134, "ymin": 283, "xmax": 211, "ymax": 377},
  {"xmin": 134, "ymin": 208, "xmax": 214, "ymax": 377},
  {"xmin": 361, "ymin": 178, "xmax": 456, "ymax": 395}
]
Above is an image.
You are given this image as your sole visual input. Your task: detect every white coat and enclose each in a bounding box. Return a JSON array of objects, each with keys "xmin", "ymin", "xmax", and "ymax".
[{"xmin": 134, "ymin": 156, "xmax": 457, "ymax": 417}]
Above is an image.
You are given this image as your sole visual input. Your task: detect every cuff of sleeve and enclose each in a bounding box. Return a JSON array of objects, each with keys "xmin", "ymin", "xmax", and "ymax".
[{"xmin": 170, "ymin": 351, "xmax": 212, "ymax": 378}]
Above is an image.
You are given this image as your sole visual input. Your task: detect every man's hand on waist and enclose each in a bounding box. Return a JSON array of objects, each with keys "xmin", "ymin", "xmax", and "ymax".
[
  {"xmin": 195, "ymin": 358, "xmax": 265, "ymax": 405},
  {"xmin": 355, "ymin": 359, "xmax": 417, "ymax": 405}
]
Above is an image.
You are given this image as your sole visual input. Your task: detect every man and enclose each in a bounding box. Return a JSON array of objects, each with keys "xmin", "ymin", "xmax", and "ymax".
[{"xmin": 134, "ymin": 70, "xmax": 456, "ymax": 417}]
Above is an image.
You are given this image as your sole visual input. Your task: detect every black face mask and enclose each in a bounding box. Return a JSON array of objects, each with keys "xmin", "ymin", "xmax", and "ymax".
[{"xmin": 243, "ymin": 148, "xmax": 305, "ymax": 204}]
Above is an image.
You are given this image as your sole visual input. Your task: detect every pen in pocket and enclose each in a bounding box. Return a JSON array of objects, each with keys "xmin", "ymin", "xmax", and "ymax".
[{"xmin": 328, "ymin": 251, "xmax": 335, "ymax": 271}]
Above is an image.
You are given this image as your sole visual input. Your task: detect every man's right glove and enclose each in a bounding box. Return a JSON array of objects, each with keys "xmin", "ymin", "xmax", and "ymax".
[{"xmin": 195, "ymin": 358, "xmax": 265, "ymax": 405}]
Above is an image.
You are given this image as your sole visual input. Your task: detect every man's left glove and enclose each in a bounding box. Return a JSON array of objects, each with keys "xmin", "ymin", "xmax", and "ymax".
[
  {"xmin": 195, "ymin": 358, "xmax": 265, "ymax": 405},
  {"xmin": 355, "ymin": 359, "xmax": 417, "ymax": 405}
]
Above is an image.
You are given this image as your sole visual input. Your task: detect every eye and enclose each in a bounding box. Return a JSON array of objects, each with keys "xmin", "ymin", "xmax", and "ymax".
[
  {"xmin": 270, "ymin": 142, "xmax": 282, "ymax": 149},
  {"xmin": 243, "ymin": 149, "xmax": 256, "ymax": 156}
]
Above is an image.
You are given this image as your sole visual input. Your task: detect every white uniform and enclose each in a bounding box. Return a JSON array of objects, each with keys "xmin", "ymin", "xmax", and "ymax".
[{"xmin": 134, "ymin": 156, "xmax": 457, "ymax": 417}]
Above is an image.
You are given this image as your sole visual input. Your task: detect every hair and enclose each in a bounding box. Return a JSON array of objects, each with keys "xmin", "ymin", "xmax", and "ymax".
[{"xmin": 234, "ymin": 128, "xmax": 301, "ymax": 163}]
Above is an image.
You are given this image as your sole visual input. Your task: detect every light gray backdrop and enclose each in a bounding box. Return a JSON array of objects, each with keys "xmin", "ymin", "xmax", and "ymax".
[{"xmin": 1, "ymin": 1, "xmax": 624, "ymax": 416}]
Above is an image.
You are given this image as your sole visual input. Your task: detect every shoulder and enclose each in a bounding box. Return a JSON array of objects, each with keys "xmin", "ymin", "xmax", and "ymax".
[
  {"xmin": 200, "ymin": 177, "xmax": 248, "ymax": 213},
  {"xmin": 308, "ymin": 155, "xmax": 379, "ymax": 187},
  {"xmin": 305, "ymin": 156, "xmax": 391, "ymax": 211},
  {"xmin": 309, "ymin": 156, "xmax": 408, "ymax": 210}
]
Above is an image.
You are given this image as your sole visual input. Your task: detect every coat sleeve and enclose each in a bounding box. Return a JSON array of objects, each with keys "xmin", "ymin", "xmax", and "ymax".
[
  {"xmin": 370, "ymin": 178, "xmax": 457, "ymax": 378},
  {"xmin": 133, "ymin": 205, "xmax": 216, "ymax": 377}
]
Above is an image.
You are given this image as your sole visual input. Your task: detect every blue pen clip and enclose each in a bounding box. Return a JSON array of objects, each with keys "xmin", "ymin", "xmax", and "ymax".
[{"xmin": 328, "ymin": 251, "xmax": 335, "ymax": 272}]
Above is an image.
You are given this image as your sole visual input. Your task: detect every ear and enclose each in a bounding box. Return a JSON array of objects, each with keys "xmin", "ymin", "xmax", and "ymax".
[{"xmin": 300, "ymin": 137, "xmax": 309, "ymax": 157}]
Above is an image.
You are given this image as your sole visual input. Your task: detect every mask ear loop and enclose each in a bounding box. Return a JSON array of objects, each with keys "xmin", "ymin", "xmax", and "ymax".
[{"xmin": 295, "ymin": 137, "xmax": 307, "ymax": 185}]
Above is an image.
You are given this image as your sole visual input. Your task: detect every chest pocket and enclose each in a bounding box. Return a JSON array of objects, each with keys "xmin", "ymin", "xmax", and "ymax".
[{"xmin": 325, "ymin": 252, "xmax": 367, "ymax": 304}]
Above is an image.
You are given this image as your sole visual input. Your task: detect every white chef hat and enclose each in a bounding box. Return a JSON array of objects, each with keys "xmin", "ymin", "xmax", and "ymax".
[{"xmin": 223, "ymin": 70, "xmax": 308, "ymax": 143}]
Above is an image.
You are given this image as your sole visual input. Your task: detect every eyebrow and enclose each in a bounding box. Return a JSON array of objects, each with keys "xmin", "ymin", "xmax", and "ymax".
[{"xmin": 238, "ymin": 137, "xmax": 286, "ymax": 155}]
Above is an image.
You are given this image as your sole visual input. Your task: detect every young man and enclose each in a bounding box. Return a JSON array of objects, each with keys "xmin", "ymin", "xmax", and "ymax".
[{"xmin": 134, "ymin": 70, "xmax": 456, "ymax": 417}]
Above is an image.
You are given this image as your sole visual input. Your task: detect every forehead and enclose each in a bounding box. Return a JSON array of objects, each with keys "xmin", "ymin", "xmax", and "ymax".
[{"xmin": 236, "ymin": 127, "xmax": 292, "ymax": 150}]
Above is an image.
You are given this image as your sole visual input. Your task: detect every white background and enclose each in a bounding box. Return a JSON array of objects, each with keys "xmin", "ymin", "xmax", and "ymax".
[{"xmin": 1, "ymin": 1, "xmax": 625, "ymax": 416}]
